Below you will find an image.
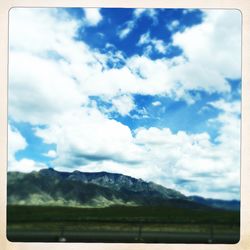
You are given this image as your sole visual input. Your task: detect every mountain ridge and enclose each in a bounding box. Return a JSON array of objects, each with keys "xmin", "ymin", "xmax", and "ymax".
[{"xmin": 7, "ymin": 168, "xmax": 239, "ymax": 210}]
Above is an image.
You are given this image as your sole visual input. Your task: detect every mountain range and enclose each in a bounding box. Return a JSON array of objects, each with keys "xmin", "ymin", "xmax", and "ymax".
[{"xmin": 7, "ymin": 168, "xmax": 240, "ymax": 210}]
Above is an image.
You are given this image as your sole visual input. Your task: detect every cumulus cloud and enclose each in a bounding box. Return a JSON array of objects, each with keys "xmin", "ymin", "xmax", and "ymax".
[
  {"xmin": 83, "ymin": 8, "xmax": 102, "ymax": 26},
  {"xmin": 8, "ymin": 124, "xmax": 46, "ymax": 172},
  {"xmin": 9, "ymin": 8, "xmax": 79, "ymax": 55},
  {"xmin": 9, "ymin": 158, "xmax": 47, "ymax": 173},
  {"xmin": 43, "ymin": 150, "xmax": 57, "ymax": 158},
  {"xmin": 208, "ymin": 99, "xmax": 240, "ymax": 114},
  {"xmin": 8, "ymin": 125, "xmax": 27, "ymax": 161},
  {"xmin": 133, "ymin": 100, "xmax": 240, "ymax": 199},
  {"xmin": 118, "ymin": 10, "xmax": 241, "ymax": 101},
  {"xmin": 126, "ymin": 7, "xmax": 242, "ymax": 100},
  {"xmin": 35, "ymin": 107, "xmax": 144, "ymax": 168},
  {"xmin": 137, "ymin": 32, "xmax": 168, "ymax": 55},
  {"xmin": 48, "ymin": 103, "xmax": 240, "ymax": 200},
  {"xmin": 9, "ymin": 8, "xmax": 91, "ymax": 125},
  {"xmin": 111, "ymin": 95, "xmax": 135, "ymax": 116},
  {"xmin": 9, "ymin": 52, "xmax": 85, "ymax": 124},
  {"xmin": 173, "ymin": 10, "xmax": 241, "ymax": 80}
]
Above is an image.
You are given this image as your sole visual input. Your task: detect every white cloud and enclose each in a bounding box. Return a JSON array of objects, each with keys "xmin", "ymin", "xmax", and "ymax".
[
  {"xmin": 153, "ymin": 40, "xmax": 168, "ymax": 54},
  {"xmin": 35, "ymin": 107, "xmax": 144, "ymax": 168},
  {"xmin": 208, "ymin": 99, "xmax": 240, "ymax": 114},
  {"xmin": 152, "ymin": 101, "xmax": 161, "ymax": 106},
  {"xmin": 118, "ymin": 9, "xmax": 158, "ymax": 40},
  {"xmin": 133, "ymin": 106, "xmax": 240, "ymax": 200},
  {"xmin": 8, "ymin": 158, "xmax": 47, "ymax": 173},
  {"xmin": 172, "ymin": 20, "xmax": 179, "ymax": 28},
  {"xmin": 208, "ymin": 100, "xmax": 240, "ymax": 148},
  {"xmin": 84, "ymin": 8, "xmax": 102, "ymax": 26},
  {"xmin": 117, "ymin": 21, "xmax": 135, "ymax": 39},
  {"xmin": 137, "ymin": 107, "xmax": 149, "ymax": 118},
  {"xmin": 9, "ymin": 52, "xmax": 85, "ymax": 124},
  {"xmin": 173, "ymin": 10, "xmax": 241, "ymax": 80},
  {"xmin": 9, "ymin": 8, "xmax": 105, "ymax": 125},
  {"xmin": 9, "ymin": 8, "xmax": 79, "ymax": 55},
  {"xmin": 111, "ymin": 95, "xmax": 135, "ymax": 116},
  {"xmin": 133, "ymin": 10, "xmax": 240, "ymax": 103},
  {"xmin": 133, "ymin": 9, "xmax": 158, "ymax": 24},
  {"xmin": 137, "ymin": 32, "xmax": 151, "ymax": 45},
  {"xmin": 167, "ymin": 20, "xmax": 180, "ymax": 31},
  {"xmin": 137, "ymin": 32, "xmax": 168, "ymax": 54},
  {"xmin": 8, "ymin": 124, "xmax": 47, "ymax": 173},
  {"xmin": 126, "ymin": 56, "xmax": 173, "ymax": 94},
  {"xmin": 8, "ymin": 125, "xmax": 27, "ymax": 161},
  {"xmin": 94, "ymin": 94, "xmax": 136, "ymax": 116},
  {"xmin": 44, "ymin": 150, "xmax": 57, "ymax": 158}
]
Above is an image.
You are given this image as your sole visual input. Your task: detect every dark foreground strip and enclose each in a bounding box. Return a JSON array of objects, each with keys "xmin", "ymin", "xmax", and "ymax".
[{"xmin": 7, "ymin": 230, "xmax": 240, "ymax": 244}]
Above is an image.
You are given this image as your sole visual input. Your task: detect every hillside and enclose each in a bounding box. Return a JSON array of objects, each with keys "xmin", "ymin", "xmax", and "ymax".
[{"xmin": 7, "ymin": 168, "xmax": 239, "ymax": 210}]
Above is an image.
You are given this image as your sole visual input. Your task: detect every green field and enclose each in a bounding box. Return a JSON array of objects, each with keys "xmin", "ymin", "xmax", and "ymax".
[{"xmin": 7, "ymin": 205, "xmax": 240, "ymax": 243}]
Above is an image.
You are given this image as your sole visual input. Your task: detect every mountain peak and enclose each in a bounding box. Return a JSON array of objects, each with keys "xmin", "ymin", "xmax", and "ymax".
[
  {"xmin": 40, "ymin": 167, "xmax": 55, "ymax": 173},
  {"xmin": 7, "ymin": 169, "xmax": 239, "ymax": 210},
  {"xmin": 8, "ymin": 169, "xmax": 188, "ymax": 207}
]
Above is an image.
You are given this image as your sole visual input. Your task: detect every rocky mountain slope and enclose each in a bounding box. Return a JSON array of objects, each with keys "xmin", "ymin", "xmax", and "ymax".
[{"xmin": 7, "ymin": 168, "xmax": 239, "ymax": 210}]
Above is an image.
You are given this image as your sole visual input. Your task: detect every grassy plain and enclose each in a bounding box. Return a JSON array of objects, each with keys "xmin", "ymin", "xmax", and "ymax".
[{"xmin": 7, "ymin": 205, "xmax": 240, "ymax": 243}]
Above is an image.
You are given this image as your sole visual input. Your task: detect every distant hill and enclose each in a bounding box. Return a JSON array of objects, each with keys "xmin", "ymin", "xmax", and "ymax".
[
  {"xmin": 7, "ymin": 168, "xmax": 239, "ymax": 210},
  {"xmin": 189, "ymin": 196, "xmax": 240, "ymax": 211}
]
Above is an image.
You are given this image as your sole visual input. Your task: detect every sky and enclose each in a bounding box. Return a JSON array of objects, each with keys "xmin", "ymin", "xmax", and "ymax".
[{"xmin": 8, "ymin": 8, "xmax": 241, "ymax": 200}]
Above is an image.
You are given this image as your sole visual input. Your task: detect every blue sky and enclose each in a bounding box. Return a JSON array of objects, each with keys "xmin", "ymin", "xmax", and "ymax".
[
  {"xmin": 74, "ymin": 8, "xmax": 203, "ymax": 59},
  {"xmin": 8, "ymin": 8, "xmax": 241, "ymax": 200}
]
